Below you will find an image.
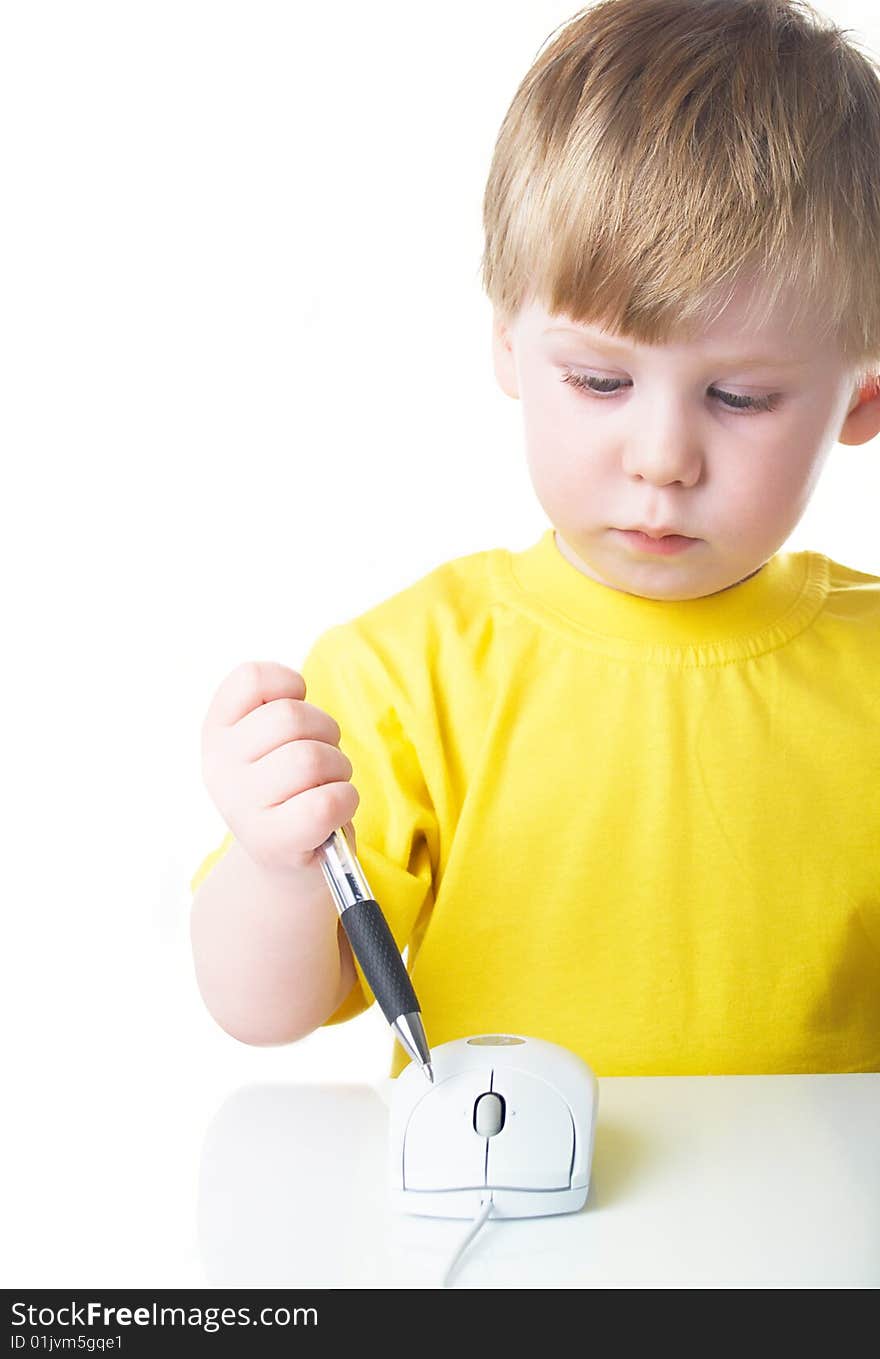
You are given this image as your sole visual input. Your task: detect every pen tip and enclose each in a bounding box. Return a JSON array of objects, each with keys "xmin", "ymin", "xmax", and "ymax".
[{"xmin": 424, "ymin": 1061, "xmax": 434, "ymax": 1084}]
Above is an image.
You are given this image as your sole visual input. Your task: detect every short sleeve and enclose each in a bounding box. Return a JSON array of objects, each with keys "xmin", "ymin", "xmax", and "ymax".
[
  {"xmin": 299, "ymin": 622, "xmax": 438, "ymax": 1026},
  {"xmin": 190, "ymin": 827, "xmax": 235, "ymax": 896}
]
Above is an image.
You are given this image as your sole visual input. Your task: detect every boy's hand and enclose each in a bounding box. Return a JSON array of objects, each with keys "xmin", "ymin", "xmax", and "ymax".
[{"xmin": 200, "ymin": 660, "xmax": 359, "ymax": 875}]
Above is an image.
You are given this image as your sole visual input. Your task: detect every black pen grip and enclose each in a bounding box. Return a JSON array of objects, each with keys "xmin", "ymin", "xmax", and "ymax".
[{"xmin": 338, "ymin": 898, "xmax": 419, "ymax": 1024}]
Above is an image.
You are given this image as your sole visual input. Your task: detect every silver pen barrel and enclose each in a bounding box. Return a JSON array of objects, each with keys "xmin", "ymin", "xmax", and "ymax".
[{"xmin": 317, "ymin": 825, "xmax": 371, "ymax": 912}]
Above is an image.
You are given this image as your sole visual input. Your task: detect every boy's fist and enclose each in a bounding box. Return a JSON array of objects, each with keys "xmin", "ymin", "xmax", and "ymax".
[{"xmin": 200, "ymin": 660, "xmax": 359, "ymax": 875}]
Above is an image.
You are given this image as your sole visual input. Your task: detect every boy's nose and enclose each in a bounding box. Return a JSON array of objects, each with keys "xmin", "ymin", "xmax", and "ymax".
[{"xmin": 623, "ymin": 440, "xmax": 703, "ymax": 488}]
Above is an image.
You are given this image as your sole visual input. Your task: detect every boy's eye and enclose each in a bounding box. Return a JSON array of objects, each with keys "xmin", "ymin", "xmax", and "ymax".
[{"xmin": 559, "ymin": 369, "xmax": 782, "ymax": 414}]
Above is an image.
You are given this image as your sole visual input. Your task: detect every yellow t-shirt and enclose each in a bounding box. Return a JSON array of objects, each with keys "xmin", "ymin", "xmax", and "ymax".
[{"xmin": 191, "ymin": 527, "xmax": 880, "ymax": 1077}]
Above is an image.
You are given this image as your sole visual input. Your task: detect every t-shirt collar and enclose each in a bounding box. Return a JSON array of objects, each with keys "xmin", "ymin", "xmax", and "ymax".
[{"xmin": 507, "ymin": 527, "xmax": 828, "ymax": 660}]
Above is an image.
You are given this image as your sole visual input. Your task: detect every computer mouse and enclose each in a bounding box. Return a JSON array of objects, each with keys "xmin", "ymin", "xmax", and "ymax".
[{"xmin": 388, "ymin": 1033, "xmax": 599, "ymax": 1219}]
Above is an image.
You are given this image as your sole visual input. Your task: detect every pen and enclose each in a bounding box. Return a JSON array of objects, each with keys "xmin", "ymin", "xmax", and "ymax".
[{"xmin": 317, "ymin": 824, "xmax": 434, "ymax": 1084}]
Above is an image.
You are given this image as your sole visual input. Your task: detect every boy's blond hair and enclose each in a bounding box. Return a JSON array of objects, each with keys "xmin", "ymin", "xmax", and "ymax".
[{"xmin": 480, "ymin": 0, "xmax": 880, "ymax": 387}]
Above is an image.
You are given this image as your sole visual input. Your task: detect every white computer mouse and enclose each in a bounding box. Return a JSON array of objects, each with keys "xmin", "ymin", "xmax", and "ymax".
[{"xmin": 388, "ymin": 1033, "xmax": 599, "ymax": 1219}]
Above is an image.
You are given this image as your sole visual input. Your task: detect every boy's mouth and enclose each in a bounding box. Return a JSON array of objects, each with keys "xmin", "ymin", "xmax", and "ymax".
[
  {"xmin": 621, "ymin": 524, "xmax": 696, "ymax": 539},
  {"xmin": 614, "ymin": 528, "xmax": 701, "ymax": 556}
]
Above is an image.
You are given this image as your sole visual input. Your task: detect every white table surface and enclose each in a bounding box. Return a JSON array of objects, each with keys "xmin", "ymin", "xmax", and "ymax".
[{"xmin": 196, "ymin": 1072, "xmax": 880, "ymax": 1289}]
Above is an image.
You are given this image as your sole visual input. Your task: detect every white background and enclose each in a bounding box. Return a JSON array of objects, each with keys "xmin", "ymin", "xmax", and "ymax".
[{"xmin": 2, "ymin": 1, "xmax": 878, "ymax": 1287}]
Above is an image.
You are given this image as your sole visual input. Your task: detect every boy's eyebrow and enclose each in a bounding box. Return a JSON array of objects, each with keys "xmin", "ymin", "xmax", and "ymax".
[{"xmin": 541, "ymin": 326, "xmax": 812, "ymax": 369}]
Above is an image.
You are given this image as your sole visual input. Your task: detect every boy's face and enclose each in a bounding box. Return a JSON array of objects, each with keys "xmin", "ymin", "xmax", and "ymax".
[{"xmin": 493, "ymin": 280, "xmax": 879, "ymax": 599}]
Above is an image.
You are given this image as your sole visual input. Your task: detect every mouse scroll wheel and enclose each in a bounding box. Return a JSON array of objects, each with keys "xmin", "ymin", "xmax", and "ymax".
[{"xmin": 473, "ymin": 1091, "xmax": 505, "ymax": 1137}]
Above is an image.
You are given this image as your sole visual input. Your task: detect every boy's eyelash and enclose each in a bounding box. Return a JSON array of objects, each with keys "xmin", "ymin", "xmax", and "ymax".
[{"xmin": 559, "ymin": 369, "xmax": 782, "ymax": 414}]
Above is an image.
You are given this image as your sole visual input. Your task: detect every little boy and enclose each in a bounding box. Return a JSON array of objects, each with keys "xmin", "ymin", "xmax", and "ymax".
[{"xmin": 191, "ymin": 0, "xmax": 880, "ymax": 1076}]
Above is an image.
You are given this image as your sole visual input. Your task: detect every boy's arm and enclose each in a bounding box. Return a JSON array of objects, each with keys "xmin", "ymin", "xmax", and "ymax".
[{"xmin": 190, "ymin": 838, "xmax": 357, "ymax": 1045}]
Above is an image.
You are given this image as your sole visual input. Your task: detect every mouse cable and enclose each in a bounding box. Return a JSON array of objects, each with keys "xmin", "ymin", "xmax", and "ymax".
[{"xmin": 441, "ymin": 1192, "xmax": 495, "ymax": 1288}]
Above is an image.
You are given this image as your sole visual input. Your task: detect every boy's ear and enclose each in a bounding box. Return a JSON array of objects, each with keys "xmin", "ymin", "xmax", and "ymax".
[
  {"xmin": 837, "ymin": 374, "xmax": 880, "ymax": 446},
  {"xmin": 492, "ymin": 312, "xmax": 520, "ymax": 400}
]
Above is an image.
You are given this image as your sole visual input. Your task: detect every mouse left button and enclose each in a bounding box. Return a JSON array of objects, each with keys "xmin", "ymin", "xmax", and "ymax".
[{"xmin": 486, "ymin": 1070, "xmax": 575, "ymax": 1190}]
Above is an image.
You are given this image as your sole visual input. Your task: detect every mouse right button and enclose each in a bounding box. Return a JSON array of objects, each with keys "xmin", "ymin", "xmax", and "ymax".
[
  {"xmin": 402, "ymin": 1070, "xmax": 490, "ymax": 1192},
  {"xmin": 486, "ymin": 1070, "xmax": 574, "ymax": 1190}
]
